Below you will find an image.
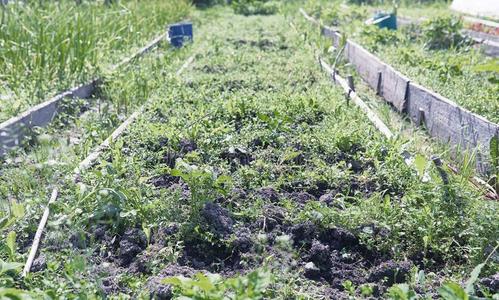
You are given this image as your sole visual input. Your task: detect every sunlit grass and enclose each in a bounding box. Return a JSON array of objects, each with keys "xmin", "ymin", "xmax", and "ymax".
[{"xmin": 0, "ymin": 0, "xmax": 191, "ymax": 122}]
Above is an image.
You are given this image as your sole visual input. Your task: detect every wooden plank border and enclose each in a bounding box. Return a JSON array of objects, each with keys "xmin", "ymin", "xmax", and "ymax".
[
  {"xmin": 0, "ymin": 80, "xmax": 99, "ymax": 155},
  {"xmin": 465, "ymin": 30, "xmax": 499, "ymax": 57},
  {"xmin": 319, "ymin": 57, "xmax": 394, "ymax": 139},
  {"xmin": 300, "ymin": 9, "xmax": 499, "ymax": 174},
  {"xmin": 0, "ymin": 31, "xmax": 169, "ymax": 157},
  {"xmin": 406, "ymin": 83, "xmax": 498, "ymax": 174},
  {"xmin": 318, "ymin": 57, "xmax": 498, "ymax": 199}
]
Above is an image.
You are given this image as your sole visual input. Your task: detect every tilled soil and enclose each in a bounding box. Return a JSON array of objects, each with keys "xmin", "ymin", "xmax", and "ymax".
[{"xmin": 46, "ymin": 184, "xmax": 416, "ymax": 299}]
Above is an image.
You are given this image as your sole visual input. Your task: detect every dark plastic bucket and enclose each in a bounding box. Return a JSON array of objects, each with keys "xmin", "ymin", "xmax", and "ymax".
[
  {"xmin": 168, "ymin": 22, "xmax": 193, "ymax": 48},
  {"xmin": 372, "ymin": 12, "xmax": 397, "ymax": 30}
]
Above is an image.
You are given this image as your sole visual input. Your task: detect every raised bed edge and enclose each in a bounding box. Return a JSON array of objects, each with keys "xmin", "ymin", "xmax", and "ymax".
[
  {"xmin": 0, "ymin": 32, "xmax": 168, "ymax": 157},
  {"xmin": 300, "ymin": 9, "xmax": 499, "ymax": 174}
]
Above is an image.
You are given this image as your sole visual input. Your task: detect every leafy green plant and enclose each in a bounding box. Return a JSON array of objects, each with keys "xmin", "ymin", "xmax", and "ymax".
[
  {"xmin": 473, "ymin": 59, "xmax": 499, "ymax": 86},
  {"xmin": 360, "ymin": 284, "xmax": 374, "ymax": 297},
  {"xmin": 421, "ymin": 16, "xmax": 470, "ymax": 50},
  {"xmin": 172, "ymin": 161, "xmax": 233, "ymax": 204},
  {"xmin": 0, "ymin": 260, "xmax": 23, "ymax": 287},
  {"xmin": 0, "ymin": 201, "xmax": 24, "ymax": 231},
  {"xmin": 360, "ymin": 25, "xmax": 400, "ymax": 52},
  {"xmin": 163, "ymin": 269, "xmax": 273, "ymax": 299},
  {"xmin": 0, "ymin": 288, "xmax": 32, "ymax": 300},
  {"xmin": 231, "ymin": 0, "xmax": 278, "ymax": 16},
  {"xmin": 342, "ymin": 280, "xmax": 356, "ymax": 296},
  {"xmin": 413, "ymin": 154, "xmax": 428, "ymax": 179},
  {"xmin": 387, "ymin": 284, "xmax": 418, "ymax": 300},
  {"xmin": 388, "ymin": 258, "xmax": 495, "ymax": 300},
  {"xmin": 5, "ymin": 231, "xmax": 16, "ymax": 260}
]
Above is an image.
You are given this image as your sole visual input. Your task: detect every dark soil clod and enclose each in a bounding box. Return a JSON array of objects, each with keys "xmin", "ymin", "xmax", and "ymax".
[
  {"xmin": 307, "ymin": 240, "xmax": 332, "ymax": 271},
  {"xmin": 290, "ymin": 221, "xmax": 318, "ymax": 248},
  {"xmin": 93, "ymin": 225, "xmax": 107, "ymax": 241},
  {"xmin": 152, "ymin": 223, "xmax": 180, "ymax": 246},
  {"xmin": 319, "ymin": 227, "xmax": 358, "ymax": 250},
  {"xmin": 348, "ymin": 159, "xmax": 364, "ymax": 173},
  {"xmin": 162, "ymin": 151, "xmax": 179, "ymax": 169},
  {"xmin": 318, "ymin": 192, "xmax": 337, "ymax": 207},
  {"xmin": 287, "ymin": 191, "xmax": 316, "ymax": 205},
  {"xmin": 149, "ymin": 173, "xmax": 180, "ymax": 189},
  {"xmin": 367, "ymin": 260, "xmax": 412, "ymax": 286},
  {"xmin": 201, "ymin": 202, "xmax": 234, "ymax": 237},
  {"xmin": 303, "ymin": 261, "xmax": 322, "ymax": 280},
  {"xmin": 158, "ymin": 137, "xmax": 169, "ymax": 148},
  {"xmin": 31, "ymin": 254, "xmax": 47, "ymax": 273},
  {"xmin": 231, "ymin": 188, "xmax": 248, "ymax": 201},
  {"xmin": 147, "ymin": 264, "xmax": 199, "ymax": 300},
  {"xmin": 232, "ymin": 227, "xmax": 253, "ymax": 254},
  {"xmin": 249, "ymin": 137, "xmax": 270, "ymax": 149},
  {"xmin": 118, "ymin": 229, "xmax": 148, "ymax": 266},
  {"xmin": 69, "ymin": 231, "xmax": 88, "ymax": 249},
  {"xmin": 480, "ymin": 273, "xmax": 499, "ymax": 293},
  {"xmin": 256, "ymin": 187, "xmax": 280, "ymax": 203},
  {"xmin": 254, "ymin": 204, "xmax": 286, "ymax": 232},
  {"xmin": 359, "ymin": 223, "xmax": 391, "ymax": 239},
  {"xmin": 179, "ymin": 139, "xmax": 197, "ymax": 153},
  {"xmin": 221, "ymin": 146, "xmax": 253, "ymax": 166}
]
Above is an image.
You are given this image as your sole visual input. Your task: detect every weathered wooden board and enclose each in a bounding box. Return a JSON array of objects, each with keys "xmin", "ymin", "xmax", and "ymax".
[
  {"xmin": 464, "ymin": 30, "xmax": 499, "ymax": 44},
  {"xmin": 344, "ymin": 41, "xmax": 385, "ymax": 91},
  {"xmin": 322, "ymin": 26, "xmax": 340, "ymax": 45},
  {"xmin": 407, "ymin": 83, "xmax": 499, "ymax": 174},
  {"xmin": 344, "ymin": 41, "xmax": 409, "ymax": 112},
  {"xmin": 480, "ymin": 40, "xmax": 499, "ymax": 57},
  {"xmin": 462, "ymin": 30, "xmax": 499, "ymax": 57},
  {"xmin": 381, "ymin": 65, "xmax": 410, "ymax": 112},
  {"xmin": 0, "ymin": 80, "xmax": 97, "ymax": 155}
]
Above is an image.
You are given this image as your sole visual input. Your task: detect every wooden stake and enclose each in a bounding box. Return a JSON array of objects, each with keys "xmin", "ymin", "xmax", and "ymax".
[
  {"xmin": 376, "ymin": 71, "xmax": 382, "ymax": 96},
  {"xmin": 22, "ymin": 188, "xmax": 58, "ymax": 277},
  {"xmin": 347, "ymin": 75, "xmax": 355, "ymax": 92},
  {"xmin": 417, "ymin": 108, "xmax": 425, "ymax": 127}
]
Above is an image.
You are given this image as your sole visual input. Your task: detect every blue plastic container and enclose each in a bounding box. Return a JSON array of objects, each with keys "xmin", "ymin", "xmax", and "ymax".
[
  {"xmin": 372, "ymin": 12, "xmax": 397, "ymax": 30},
  {"xmin": 168, "ymin": 22, "xmax": 193, "ymax": 48}
]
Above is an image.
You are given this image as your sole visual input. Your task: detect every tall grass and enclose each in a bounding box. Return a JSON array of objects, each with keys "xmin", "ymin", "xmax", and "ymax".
[{"xmin": 0, "ymin": 0, "xmax": 191, "ymax": 122}]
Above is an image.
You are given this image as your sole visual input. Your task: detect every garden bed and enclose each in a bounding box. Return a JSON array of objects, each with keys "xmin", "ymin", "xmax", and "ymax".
[
  {"xmin": 303, "ymin": 1, "xmax": 498, "ymax": 124},
  {"xmin": 0, "ymin": 31, "xmax": 173, "ymax": 157},
  {"xmin": 301, "ymin": 5, "xmax": 499, "ymax": 175},
  {"xmin": 1, "ymin": 7, "xmax": 496, "ymax": 299},
  {"xmin": 0, "ymin": 0, "xmax": 191, "ymax": 123}
]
